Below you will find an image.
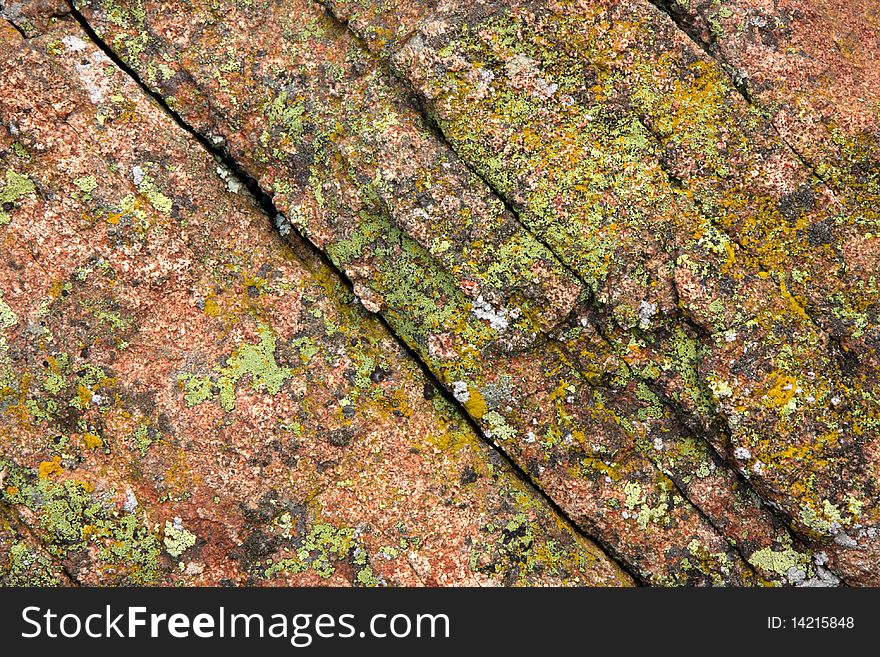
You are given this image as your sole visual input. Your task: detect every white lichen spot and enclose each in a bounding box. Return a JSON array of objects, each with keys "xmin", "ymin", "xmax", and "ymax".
[
  {"xmin": 61, "ymin": 35, "xmax": 88, "ymax": 52},
  {"xmin": 452, "ymin": 381, "xmax": 470, "ymax": 404},
  {"xmin": 505, "ymin": 54, "xmax": 558, "ymax": 99},
  {"xmin": 215, "ymin": 165, "xmax": 243, "ymax": 194},
  {"xmin": 62, "ymin": 38, "xmax": 112, "ymax": 105},
  {"xmin": 472, "ymin": 296, "xmax": 509, "ymax": 331},
  {"xmin": 733, "ymin": 446, "xmax": 751, "ymax": 460},
  {"xmin": 274, "ymin": 213, "xmax": 292, "ymax": 237},
  {"xmin": 799, "ymin": 566, "xmax": 840, "ymax": 587},
  {"xmin": 833, "ymin": 532, "xmax": 858, "ymax": 548},
  {"xmin": 477, "ymin": 67, "xmax": 495, "ymax": 87},
  {"xmin": 786, "ymin": 565, "xmax": 807, "ymax": 584},
  {"xmin": 123, "ymin": 489, "xmax": 139, "ymax": 512},
  {"xmin": 638, "ymin": 300, "xmax": 657, "ymax": 329}
]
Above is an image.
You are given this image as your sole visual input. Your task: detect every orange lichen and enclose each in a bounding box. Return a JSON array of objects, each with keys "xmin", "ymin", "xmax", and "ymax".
[{"xmin": 38, "ymin": 456, "xmax": 62, "ymax": 479}]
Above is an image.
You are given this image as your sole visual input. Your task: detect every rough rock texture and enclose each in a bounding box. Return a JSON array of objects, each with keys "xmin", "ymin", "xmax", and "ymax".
[
  {"xmin": 0, "ymin": 504, "xmax": 73, "ymax": 586},
  {"xmin": 0, "ymin": 15, "xmax": 629, "ymax": 586},
  {"xmin": 652, "ymin": 0, "xmax": 879, "ymax": 208},
  {"xmin": 319, "ymin": 0, "xmax": 880, "ymax": 585},
  {"xmin": 71, "ymin": 0, "xmax": 771, "ymax": 586},
  {"xmin": 0, "ymin": 0, "xmax": 876, "ymax": 586}
]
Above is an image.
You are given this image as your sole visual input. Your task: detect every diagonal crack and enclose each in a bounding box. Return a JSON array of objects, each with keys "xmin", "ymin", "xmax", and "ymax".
[
  {"xmin": 3, "ymin": 17, "xmax": 29, "ymax": 39},
  {"xmin": 311, "ymin": 0, "xmax": 830, "ymax": 578},
  {"xmin": 635, "ymin": 104, "xmax": 855, "ymax": 363},
  {"xmin": 647, "ymin": 0, "xmax": 846, "ymax": 206},
  {"xmin": 62, "ymin": 2, "xmax": 644, "ymax": 586},
  {"xmin": 644, "ymin": 3, "xmax": 866, "ymax": 375},
  {"xmin": 645, "ymin": 2, "xmax": 864, "ymax": 372}
]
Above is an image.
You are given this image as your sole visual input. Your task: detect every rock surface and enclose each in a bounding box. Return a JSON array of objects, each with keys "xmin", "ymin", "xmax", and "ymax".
[
  {"xmin": 0, "ymin": 0, "xmax": 877, "ymax": 586},
  {"xmin": 0, "ymin": 15, "xmax": 628, "ymax": 586}
]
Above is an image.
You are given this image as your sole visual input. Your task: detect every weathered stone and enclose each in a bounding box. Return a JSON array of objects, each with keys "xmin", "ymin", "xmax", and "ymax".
[
  {"xmin": 2, "ymin": 0, "xmax": 875, "ymax": 586},
  {"xmin": 652, "ymin": 0, "xmax": 880, "ymax": 361},
  {"xmin": 0, "ymin": 504, "xmax": 73, "ymax": 586},
  {"xmin": 317, "ymin": 0, "xmax": 880, "ymax": 585},
  {"xmin": 652, "ymin": 0, "xmax": 879, "ymax": 193},
  {"xmin": 0, "ymin": 16, "xmax": 629, "ymax": 586},
  {"xmin": 66, "ymin": 0, "xmax": 853, "ymax": 585}
]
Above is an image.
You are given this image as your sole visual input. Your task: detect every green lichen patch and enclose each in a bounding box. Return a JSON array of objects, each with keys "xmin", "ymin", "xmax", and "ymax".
[
  {"xmin": 3, "ymin": 540, "xmax": 64, "ymax": 587},
  {"xmin": 262, "ymin": 521, "xmax": 380, "ymax": 586},
  {"xmin": 0, "ymin": 169, "xmax": 36, "ymax": 225},
  {"xmin": 163, "ymin": 517, "xmax": 197, "ymax": 558},
  {"xmin": 182, "ymin": 324, "xmax": 292, "ymax": 411},
  {"xmin": 1, "ymin": 463, "xmax": 162, "ymax": 584}
]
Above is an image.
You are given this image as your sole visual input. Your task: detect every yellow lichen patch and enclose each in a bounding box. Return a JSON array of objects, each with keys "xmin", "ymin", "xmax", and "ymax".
[
  {"xmin": 81, "ymin": 432, "xmax": 104, "ymax": 449},
  {"xmin": 578, "ymin": 456, "xmax": 620, "ymax": 480},
  {"xmin": 47, "ymin": 280, "xmax": 67, "ymax": 299},
  {"xmin": 38, "ymin": 456, "xmax": 62, "ymax": 479},
  {"xmin": 463, "ymin": 387, "xmax": 488, "ymax": 419},
  {"xmin": 764, "ymin": 373, "xmax": 798, "ymax": 408},
  {"xmin": 547, "ymin": 380, "xmax": 573, "ymax": 403},
  {"xmin": 422, "ymin": 423, "xmax": 473, "ymax": 454},
  {"xmin": 203, "ymin": 296, "xmax": 220, "ymax": 317},
  {"xmin": 387, "ymin": 388, "xmax": 413, "ymax": 418},
  {"xmin": 106, "ymin": 209, "xmax": 123, "ymax": 225},
  {"xmin": 778, "ymin": 280, "xmax": 811, "ymax": 323}
]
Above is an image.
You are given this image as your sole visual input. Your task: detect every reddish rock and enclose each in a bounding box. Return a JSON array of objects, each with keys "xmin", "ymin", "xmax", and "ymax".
[
  {"xmin": 2, "ymin": 0, "xmax": 875, "ymax": 586},
  {"xmin": 0, "ymin": 16, "xmax": 629, "ymax": 586}
]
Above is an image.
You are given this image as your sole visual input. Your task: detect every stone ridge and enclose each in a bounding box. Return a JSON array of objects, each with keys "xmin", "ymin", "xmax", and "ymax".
[
  {"xmin": 0, "ymin": 0, "xmax": 875, "ymax": 586},
  {"xmin": 72, "ymin": 0, "xmax": 755, "ymax": 585},
  {"xmin": 0, "ymin": 15, "xmax": 630, "ymax": 586},
  {"xmin": 71, "ymin": 0, "xmax": 816, "ymax": 585},
  {"xmin": 320, "ymin": 0, "xmax": 880, "ymax": 585}
]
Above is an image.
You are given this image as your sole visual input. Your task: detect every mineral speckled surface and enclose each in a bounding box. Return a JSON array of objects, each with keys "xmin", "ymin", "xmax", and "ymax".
[{"xmin": 0, "ymin": 0, "xmax": 877, "ymax": 586}]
